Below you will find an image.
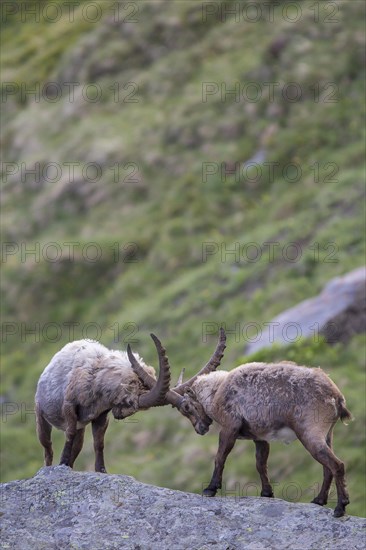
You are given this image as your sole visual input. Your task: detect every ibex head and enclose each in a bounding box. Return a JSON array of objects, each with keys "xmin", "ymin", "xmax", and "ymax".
[
  {"xmin": 127, "ymin": 328, "xmax": 226, "ymax": 435},
  {"xmin": 174, "ymin": 386, "xmax": 212, "ymax": 435}
]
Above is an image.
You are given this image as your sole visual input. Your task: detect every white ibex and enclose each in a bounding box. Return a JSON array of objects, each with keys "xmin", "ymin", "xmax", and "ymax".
[
  {"xmin": 129, "ymin": 337, "xmax": 352, "ymax": 518},
  {"xmin": 35, "ymin": 330, "xmax": 226, "ymax": 472}
]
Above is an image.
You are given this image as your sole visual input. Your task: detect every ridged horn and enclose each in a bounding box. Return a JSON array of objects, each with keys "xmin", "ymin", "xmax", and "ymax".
[
  {"xmin": 127, "ymin": 334, "xmax": 170, "ymax": 408},
  {"xmin": 128, "ymin": 334, "xmax": 183, "ymax": 409}
]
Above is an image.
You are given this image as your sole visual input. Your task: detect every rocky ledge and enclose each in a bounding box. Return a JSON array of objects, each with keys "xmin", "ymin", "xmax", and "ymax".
[{"xmin": 0, "ymin": 466, "xmax": 365, "ymax": 550}]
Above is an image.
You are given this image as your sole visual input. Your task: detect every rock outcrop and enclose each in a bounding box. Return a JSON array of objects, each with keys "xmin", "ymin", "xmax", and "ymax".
[
  {"xmin": 1, "ymin": 466, "xmax": 365, "ymax": 550},
  {"xmin": 246, "ymin": 266, "xmax": 366, "ymax": 355}
]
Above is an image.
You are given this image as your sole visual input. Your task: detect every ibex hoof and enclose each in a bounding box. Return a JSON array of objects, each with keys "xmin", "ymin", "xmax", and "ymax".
[
  {"xmin": 202, "ymin": 488, "xmax": 217, "ymax": 497},
  {"xmin": 261, "ymin": 490, "xmax": 274, "ymax": 498},
  {"xmin": 333, "ymin": 507, "xmax": 346, "ymax": 518},
  {"xmin": 311, "ymin": 497, "xmax": 326, "ymax": 506}
]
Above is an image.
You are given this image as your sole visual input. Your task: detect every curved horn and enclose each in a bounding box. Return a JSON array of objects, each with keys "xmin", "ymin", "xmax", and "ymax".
[
  {"xmin": 128, "ymin": 335, "xmax": 183, "ymax": 409},
  {"xmin": 174, "ymin": 327, "xmax": 226, "ymax": 394},
  {"xmin": 127, "ymin": 334, "xmax": 171, "ymax": 408}
]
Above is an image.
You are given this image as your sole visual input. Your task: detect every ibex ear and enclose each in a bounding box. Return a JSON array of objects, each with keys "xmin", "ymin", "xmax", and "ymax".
[
  {"xmin": 184, "ymin": 387, "xmax": 196, "ymax": 398},
  {"xmin": 175, "ymin": 368, "xmax": 185, "ymax": 386}
]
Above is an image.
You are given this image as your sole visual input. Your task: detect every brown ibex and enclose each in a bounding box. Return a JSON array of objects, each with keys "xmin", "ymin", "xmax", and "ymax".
[
  {"xmin": 35, "ymin": 330, "xmax": 226, "ymax": 472},
  {"xmin": 129, "ymin": 339, "xmax": 352, "ymax": 518}
]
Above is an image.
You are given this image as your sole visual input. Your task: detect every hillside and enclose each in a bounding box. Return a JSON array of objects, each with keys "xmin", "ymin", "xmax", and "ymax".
[{"xmin": 1, "ymin": 0, "xmax": 365, "ymax": 518}]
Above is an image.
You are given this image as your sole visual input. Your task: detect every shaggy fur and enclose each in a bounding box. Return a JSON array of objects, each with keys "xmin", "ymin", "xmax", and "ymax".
[
  {"xmin": 35, "ymin": 339, "xmax": 159, "ymax": 472},
  {"xmin": 190, "ymin": 361, "xmax": 352, "ymax": 518}
]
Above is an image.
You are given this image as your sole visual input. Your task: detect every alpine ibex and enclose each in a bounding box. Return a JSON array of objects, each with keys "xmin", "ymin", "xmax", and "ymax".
[
  {"xmin": 129, "ymin": 340, "xmax": 352, "ymax": 518},
  {"xmin": 35, "ymin": 330, "xmax": 226, "ymax": 472}
]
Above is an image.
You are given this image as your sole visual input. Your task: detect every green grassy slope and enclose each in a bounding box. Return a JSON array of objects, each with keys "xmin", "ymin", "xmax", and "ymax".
[{"xmin": 1, "ymin": 0, "xmax": 365, "ymax": 516}]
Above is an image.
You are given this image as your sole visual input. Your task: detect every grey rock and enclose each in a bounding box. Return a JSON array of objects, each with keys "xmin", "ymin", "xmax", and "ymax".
[
  {"xmin": 1, "ymin": 466, "xmax": 365, "ymax": 550},
  {"xmin": 245, "ymin": 266, "xmax": 366, "ymax": 355}
]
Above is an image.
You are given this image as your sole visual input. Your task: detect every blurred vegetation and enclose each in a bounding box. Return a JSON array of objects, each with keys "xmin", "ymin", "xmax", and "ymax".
[{"xmin": 1, "ymin": 0, "xmax": 365, "ymax": 517}]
